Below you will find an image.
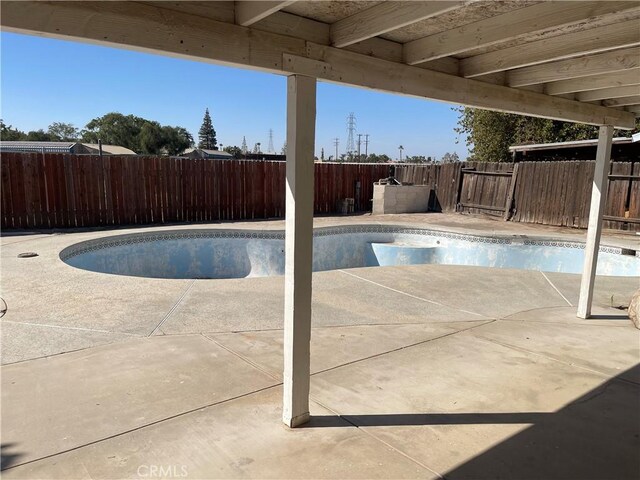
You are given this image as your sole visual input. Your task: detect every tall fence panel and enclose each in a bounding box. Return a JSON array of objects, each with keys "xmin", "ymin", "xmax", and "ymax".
[{"xmin": 1, "ymin": 153, "xmax": 390, "ymax": 229}]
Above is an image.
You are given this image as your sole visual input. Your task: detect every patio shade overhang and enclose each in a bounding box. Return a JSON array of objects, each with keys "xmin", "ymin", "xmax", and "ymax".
[
  {"xmin": 1, "ymin": 1, "xmax": 638, "ymax": 128},
  {"xmin": 3, "ymin": 1, "xmax": 638, "ymax": 428}
]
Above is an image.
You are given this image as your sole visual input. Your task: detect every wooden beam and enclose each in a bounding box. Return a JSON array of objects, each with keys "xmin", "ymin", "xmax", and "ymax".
[
  {"xmin": 462, "ymin": 20, "xmax": 640, "ymax": 78},
  {"xmin": 330, "ymin": 1, "xmax": 461, "ymax": 48},
  {"xmin": 1, "ymin": 1, "xmax": 634, "ymax": 128},
  {"xmin": 508, "ymin": 47, "xmax": 640, "ymax": 87},
  {"xmin": 285, "ymin": 44, "xmax": 635, "ymax": 128},
  {"xmin": 404, "ymin": 1, "xmax": 640, "ymax": 65},
  {"xmin": 577, "ymin": 85, "xmax": 640, "ymax": 102},
  {"xmin": 235, "ymin": 1, "xmax": 294, "ymax": 27},
  {"xmin": 602, "ymin": 95, "xmax": 640, "ymax": 107},
  {"xmin": 282, "ymin": 74, "xmax": 316, "ymax": 428},
  {"xmin": 577, "ymin": 125, "xmax": 613, "ymax": 319},
  {"xmin": 625, "ymin": 105, "xmax": 640, "ymax": 114},
  {"xmin": 545, "ymin": 68, "xmax": 640, "ymax": 95}
]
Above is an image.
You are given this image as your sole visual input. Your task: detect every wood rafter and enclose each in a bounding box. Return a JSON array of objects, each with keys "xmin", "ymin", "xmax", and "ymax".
[
  {"xmin": 545, "ymin": 69, "xmax": 640, "ymax": 95},
  {"xmin": 404, "ymin": 1, "xmax": 640, "ymax": 65},
  {"xmin": 577, "ymin": 85, "xmax": 640, "ymax": 102},
  {"xmin": 601, "ymin": 95, "xmax": 640, "ymax": 107},
  {"xmin": 235, "ymin": 1, "xmax": 294, "ymax": 27},
  {"xmin": 508, "ymin": 47, "xmax": 640, "ymax": 87},
  {"xmin": 461, "ymin": 20, "xmax": 640, "ymax": 78},
  {"xmin": 330, "ymin": 1, "xmax": 462, "ymax": 48}
]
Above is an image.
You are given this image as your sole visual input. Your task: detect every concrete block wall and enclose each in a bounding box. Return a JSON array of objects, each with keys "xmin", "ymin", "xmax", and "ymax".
[{"xmin": 372, "ymin": 185, "xmax": 430, "ymax": 214}]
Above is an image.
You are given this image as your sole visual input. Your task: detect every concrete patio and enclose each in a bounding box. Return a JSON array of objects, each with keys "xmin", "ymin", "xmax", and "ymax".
[{"xmin": 1, "ymin": 213, "xmax": 639, "ymax": 479}]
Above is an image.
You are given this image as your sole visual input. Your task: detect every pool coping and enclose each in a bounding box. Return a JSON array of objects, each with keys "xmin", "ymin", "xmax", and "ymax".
[{"xmin": 59, "ymin": 224, "xmax": 638, "ymax": 262}]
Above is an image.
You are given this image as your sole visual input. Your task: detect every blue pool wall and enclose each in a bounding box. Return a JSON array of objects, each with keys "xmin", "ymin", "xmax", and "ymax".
[{"xmin": 60, "ymin": 225, "xmax": 640, "ymax": 279}]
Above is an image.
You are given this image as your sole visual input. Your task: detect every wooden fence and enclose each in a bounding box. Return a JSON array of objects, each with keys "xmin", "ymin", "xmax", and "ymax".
[
  {"xmin": 395, "ymin": 160, "xmax": 640, "ymax": 231},
  {"xmin": 1, "ymin": 152, "xmax": 638, "ymax": 231},
  {"xmin": 0, "ymin": 153, "xmax": 390, "ymax": 229}
]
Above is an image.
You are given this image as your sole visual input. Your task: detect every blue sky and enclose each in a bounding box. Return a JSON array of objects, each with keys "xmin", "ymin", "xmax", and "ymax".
[{"xmin": 1, "ymin": 32, "xmax": 468, "ymax": 159}]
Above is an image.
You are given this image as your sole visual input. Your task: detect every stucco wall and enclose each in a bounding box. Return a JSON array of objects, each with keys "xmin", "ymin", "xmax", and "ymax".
[{"xmin": 372, "ymin": 185, "xmax": 430, "ymax": 214}]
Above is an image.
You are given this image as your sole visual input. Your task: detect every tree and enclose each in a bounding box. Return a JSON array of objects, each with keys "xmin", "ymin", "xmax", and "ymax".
[
  {"xmin": 0, "ymin": 120, "xmax": 26, "ymax": 141},
  {"xmin": 82, "ymin": 112, "xmax": 146, "ymax": 151},
  {"xmin": 162, "ymin": 126, "xmax": 193, "ymax": 156},
  {"xmin": 441, "ymin": 152, "xmax": 460, "ymax": 163},
  {"xmin": 25, "ymin": 129, "xmax": 54, "ymax": 141},
  {"xmin": 281, "ymin": 142, "xmax": 287, "ymax": 155},
  {"xmin": 139, "ymin": 121, "xmax": 164, "ymax": 154},
  {"xmin": 47, "ymin": 122, "xmax": 79, "ymax": 141},
  {"xmin": 223, "ymin": 145, "xmax": 243, "ymax": 159},
  {"xmin": 198, "ymin": 108, "xmax": 217, "ymax": 150},
  {"xmin": 455, "ymin": 107, "xmax": 640, "ymax": 162},
  {"xmin": 81, "ymin": 112, "xmax": 193, "ymax": 155}
]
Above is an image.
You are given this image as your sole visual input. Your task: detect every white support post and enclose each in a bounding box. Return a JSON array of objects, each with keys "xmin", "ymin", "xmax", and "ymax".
[
  {"xmin": 283, "ymin": 74, "xmax": 316, "ymax": 428},
  {"xmin": 577, "ymin": 125, "xmax": 614, "ymax": 319}
]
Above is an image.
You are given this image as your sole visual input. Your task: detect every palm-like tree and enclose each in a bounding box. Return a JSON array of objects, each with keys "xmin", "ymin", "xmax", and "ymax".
[{"xmin": 398, "ymin": 145, "xmax": 404, "ymax": 162}]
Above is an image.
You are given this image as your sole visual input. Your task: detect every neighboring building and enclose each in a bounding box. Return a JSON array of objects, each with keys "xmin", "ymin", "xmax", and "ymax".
[
  {"xmin": 180, "ymin": 148, "xmax": 233, "ymax": 160},
  {"xmin": 180, "ymin": 148, "xmax": 286, "ymax": 161},
  {"xmin": 509, "ymin": 137, "xmax": 640, "ymax": 162},
  {"xmin": 81, "ymin": 144, "xmax": 137, "ymax": 155},
  {"xmin": 0, "ymin": 141, "xmax": 136, "ymax": 155}
]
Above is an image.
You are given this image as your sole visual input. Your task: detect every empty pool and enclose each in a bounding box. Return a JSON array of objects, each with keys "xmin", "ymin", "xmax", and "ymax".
[{"xmin": 59, "ymin": 225, "xmax": 639, "ymax": 279}]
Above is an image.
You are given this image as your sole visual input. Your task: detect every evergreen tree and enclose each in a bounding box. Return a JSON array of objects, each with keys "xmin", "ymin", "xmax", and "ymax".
[{"xmin": 198, "ymin": 108, "xmax": 217, "ymax": 150}]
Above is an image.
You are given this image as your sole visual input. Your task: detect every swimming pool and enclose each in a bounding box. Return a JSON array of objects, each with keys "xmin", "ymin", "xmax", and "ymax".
[{"xmin": 59, "ymin": 225, "xmax": 639, "ymax": 279}]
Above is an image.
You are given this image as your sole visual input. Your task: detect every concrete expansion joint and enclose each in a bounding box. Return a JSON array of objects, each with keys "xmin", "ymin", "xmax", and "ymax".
[
  {"xmin": 148, "ymin": 279, "xmax": 196, "ymax": 336},
  {"xmin": 539, "ymin": 271, "xmax": 574, "ymax": 306},
  {"xmin": 468, "ymin": 332, "xmax": 640, "ymax": 388},
  {"xmin": 201, "ymin": 333, "xmax": 282, "ymax": 382},
  {"xmin": 337, "ymin": 269, "xmax": 491, "ymax": 319},
  {"xmin": 2, "ymin": 383, "xmax": 281, "ymax": 473},
  {"xmin": 309, "ymin": 395, "xmax": 445, "ymax": 479},
  {"xmin": 310, "ymin": 319, "xmax": 496, "ymax": 378}
]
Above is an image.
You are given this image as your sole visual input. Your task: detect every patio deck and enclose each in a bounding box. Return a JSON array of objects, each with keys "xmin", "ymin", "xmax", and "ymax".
[{"xmin": 1, "ymin": 213, "xmax": 638, "ymax": 479}]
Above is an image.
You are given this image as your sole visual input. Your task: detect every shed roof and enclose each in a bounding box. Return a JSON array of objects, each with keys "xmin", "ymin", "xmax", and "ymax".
[
  {"xmin": 0, "ymin": 141, "xmax": 76, "ymax": 152},
  {"xmin": 509, "ymin": 137, "xmax": 634, "ymax": 153},
  {"xmin": 82, "ymin": 143, "xmax": 137, "ymax": 155}
]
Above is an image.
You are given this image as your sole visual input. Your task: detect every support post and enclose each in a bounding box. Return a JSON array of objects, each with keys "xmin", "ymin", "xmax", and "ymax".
[
  {"xmin": 283, "ymin": 75, "xmax": 316, "ymax": 427},
  {"xmin": 577, "ymin": 125, "xmax": 614, "ymax": 319}
]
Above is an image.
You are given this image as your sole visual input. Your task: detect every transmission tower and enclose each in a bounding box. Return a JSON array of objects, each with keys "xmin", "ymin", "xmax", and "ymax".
[
  {"xmin": 346, "ymin": 113, "xmax": 356, "ymax": 155},
  {"xmin": 267, "ymin": 129, "xmax": 275, "ymax": 153},
  {"xmin": 241, "ymin": 136, "xmax": 248, "ymax": 155},
  {"xmin": 333, "ymin": 137, "xmax": 340, "ymax": 161}
]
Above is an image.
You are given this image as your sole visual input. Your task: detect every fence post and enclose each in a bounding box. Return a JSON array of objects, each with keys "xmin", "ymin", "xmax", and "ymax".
[{"xmin": 503, "ymin": 163, "xmax": 519, "ymax": 221}]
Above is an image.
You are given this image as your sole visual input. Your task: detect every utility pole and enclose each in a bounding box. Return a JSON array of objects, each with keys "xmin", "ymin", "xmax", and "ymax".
[
  {"xmin": 364, "ymin": 134, "xmax": 370, "ymax": 157},
  {"xmin": 333, "ymin": 137, "xmax": 339, "ymax": 161},
  {"xmin": 398, "ymin": 145, "xmax": 404, "ymax": 162},
  {"xmin": 357, "ymin": 133, "xmax": 362, "ymax": 160}
]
